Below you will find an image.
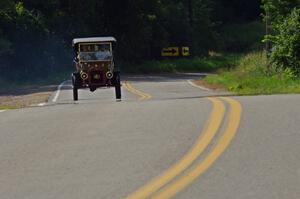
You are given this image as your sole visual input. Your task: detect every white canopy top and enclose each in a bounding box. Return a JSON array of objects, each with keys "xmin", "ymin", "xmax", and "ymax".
[{"xmin": 72, "ymin": 37, "xmax": 116, "ymax": 46}]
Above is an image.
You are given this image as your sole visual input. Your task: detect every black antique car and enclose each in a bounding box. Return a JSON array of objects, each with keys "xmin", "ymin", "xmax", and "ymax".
[{"xmin": 72, "ymin": 37, "xmax": 121, "ymax": 101}]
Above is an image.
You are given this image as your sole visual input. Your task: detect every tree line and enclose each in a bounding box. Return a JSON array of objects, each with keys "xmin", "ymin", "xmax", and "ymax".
[{"xmin": 0, "ymin": 0, "xmax": 261, "ymax": 80}]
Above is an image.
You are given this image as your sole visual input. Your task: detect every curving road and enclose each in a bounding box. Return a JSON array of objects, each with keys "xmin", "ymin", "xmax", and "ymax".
[{"xmin": 0, "ymin": 74, "xmax": 299, "ymax": 199}]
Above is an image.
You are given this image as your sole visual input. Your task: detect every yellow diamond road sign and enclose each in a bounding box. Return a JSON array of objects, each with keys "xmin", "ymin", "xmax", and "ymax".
[
  {"xmin": 182, "ymin": 47, "xmax": 190, "ymax": 56},
  {"xmin": 161, "ymin": 47, "xmax": 179, "ymax": 57}
]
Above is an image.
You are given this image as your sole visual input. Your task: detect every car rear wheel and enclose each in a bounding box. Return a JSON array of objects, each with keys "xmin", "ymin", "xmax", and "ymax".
[{"xmin": 114, "ymin": 71, "xmax": 121, "ymax": 100}]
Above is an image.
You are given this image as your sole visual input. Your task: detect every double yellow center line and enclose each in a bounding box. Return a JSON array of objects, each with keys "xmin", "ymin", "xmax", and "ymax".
[
  {"xmin": 123, "ymin": 81, "xmax": 152, "ymax": 101},
  {"xmin": 126, "ymin": 97, "xmax": 242, "ymax": 199}
]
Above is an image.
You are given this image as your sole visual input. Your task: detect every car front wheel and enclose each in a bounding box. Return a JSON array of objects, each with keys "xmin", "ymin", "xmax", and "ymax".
[
  {"xmin": 113, "ymin": 71, "xmax": 121, "ymax": 100},
  {"xmin": 73, "ymin": 86, "xmax": 78, "ymax": 101},
  {"xmin": 72, "ymin": 73, "xmax": 79, "ymax": 101}
]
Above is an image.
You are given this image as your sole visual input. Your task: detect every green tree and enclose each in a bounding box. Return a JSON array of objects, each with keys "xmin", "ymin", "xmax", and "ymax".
[
  {"xmin": 0, "ymin": 0, "xmax": 15, "ymax": 74},
  {"xmin": 265, "ymin": 8, "xmax": 300, "ymax": 73},
  {"xmin": 213, "ymin": 0, "xmax": 261, "ymax": 23},
  {"xmin": 262, "ymin": 0, "xmax": 300, "ymax": 24}
]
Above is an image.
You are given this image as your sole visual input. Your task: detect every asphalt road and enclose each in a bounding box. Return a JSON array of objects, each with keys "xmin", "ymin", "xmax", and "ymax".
[{"xmin": 0, "ymin": 74, "xmax": 299, "ymax": 199}]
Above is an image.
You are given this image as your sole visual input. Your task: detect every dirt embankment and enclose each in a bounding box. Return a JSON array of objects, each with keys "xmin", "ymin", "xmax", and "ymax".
[
  {"xmin": 192, "ymin": 79, "xmax": 225, "ymax": 90},
  {"xmin": 0, "ymin": 85, "xmax": 57, "ymax": 109}
]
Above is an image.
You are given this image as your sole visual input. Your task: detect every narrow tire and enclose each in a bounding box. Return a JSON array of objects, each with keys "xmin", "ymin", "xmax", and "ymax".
[
  {"xmin": 73, "ymin": 86, "xmax": 78, "ymax": 101},
  {"xmin": 114, "ymin": 71, "xmax": 121, "ymax": 100},
  {"xmin": 72, "ymin": 73, "xmax": 79, "ymax": 101}
]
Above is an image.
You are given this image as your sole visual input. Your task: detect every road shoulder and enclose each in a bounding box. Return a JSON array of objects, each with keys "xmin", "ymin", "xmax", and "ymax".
[{"xmin": 0, "ymin": 83, "xmax": 63, "ymax": 109}]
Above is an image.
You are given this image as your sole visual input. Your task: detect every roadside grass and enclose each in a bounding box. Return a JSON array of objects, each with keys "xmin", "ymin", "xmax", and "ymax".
[
  {"xmin": 122, "ymin": 54, "xmax": 240, "ymax": 73},
  {"xmin": 204, "ymin": 52, "xmax": 300, "ymax": 95},
  {"xmin": 0, "ymin": 104, "xmax": 18, "ymax": 110}
]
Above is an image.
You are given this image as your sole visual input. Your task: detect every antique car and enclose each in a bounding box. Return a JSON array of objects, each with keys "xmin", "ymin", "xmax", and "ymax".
[{"xmin": 72, "ymin": 37, "xmax": 121, "ymax": 101}]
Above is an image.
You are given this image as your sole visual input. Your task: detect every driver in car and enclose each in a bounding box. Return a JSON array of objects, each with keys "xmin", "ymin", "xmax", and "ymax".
[
  {"xmin": 95, "ymin": 45, "xmax": 111, "ymax": 60},
  {"xmin": 78, "ymin": 45, "xmax": 92, "ymax": 61}
]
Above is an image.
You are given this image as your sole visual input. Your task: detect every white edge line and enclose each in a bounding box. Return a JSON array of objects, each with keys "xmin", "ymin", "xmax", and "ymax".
[
  {"xmin": 0, "ymin": 110, "xmax": 6, "ymax": 113},
  {"xmin": 187, "ymin": 80, "xmax": 211, "ymax": 91},
  {"xmin": 52, "ymin": 81, "xmax": 67, "ymax": 102},
  {"xmin": 38, "ymin": 103, "xmax": 46, "ymax": 107}
]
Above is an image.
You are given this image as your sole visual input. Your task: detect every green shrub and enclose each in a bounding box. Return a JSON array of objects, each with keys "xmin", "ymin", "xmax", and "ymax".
[{"xmin": 264, "ymin": 8, "xmax": 300, "ymax": 74}]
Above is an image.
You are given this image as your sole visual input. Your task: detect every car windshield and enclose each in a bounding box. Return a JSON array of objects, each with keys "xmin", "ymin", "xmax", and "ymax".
[{"xmin": 78, "ymin": 44, "xmax": 112, "ymax": 61}]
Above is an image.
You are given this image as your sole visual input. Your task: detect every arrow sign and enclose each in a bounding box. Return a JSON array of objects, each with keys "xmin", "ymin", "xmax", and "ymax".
[
  {"xmin": 161, "ymin": 47, "xmax": 179, "ymax": 57},
  {"xmin": 182, "ymin": 47, "xmax": 190, "ymax": 56}
]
